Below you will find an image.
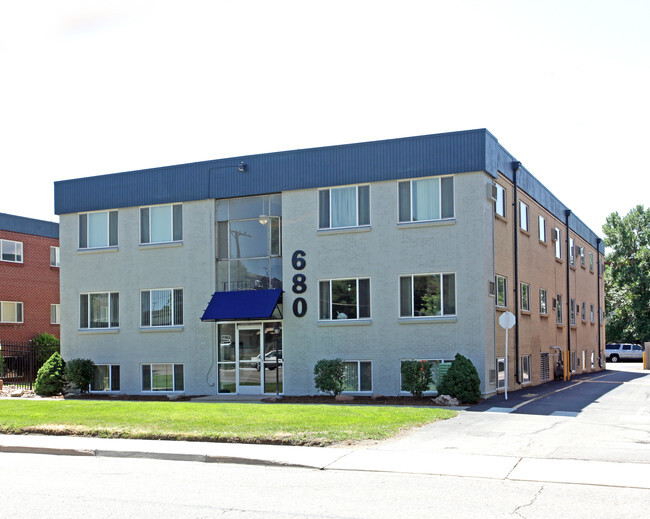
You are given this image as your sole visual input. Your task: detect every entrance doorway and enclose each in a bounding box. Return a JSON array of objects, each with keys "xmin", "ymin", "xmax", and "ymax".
[{"xmin": 217, "ymin": 321, "xmax": 282, "ymax": 394}]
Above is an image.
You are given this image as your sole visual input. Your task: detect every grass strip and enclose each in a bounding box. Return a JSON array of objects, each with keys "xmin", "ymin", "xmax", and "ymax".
[{"xmin": 0, "ymin": 400, "xmax": 456, "ymax": 445}]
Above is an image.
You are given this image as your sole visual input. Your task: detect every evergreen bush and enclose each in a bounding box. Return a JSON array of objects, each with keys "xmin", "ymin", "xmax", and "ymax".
[
  {"xmin": 34, "ymin": 352, "xmax": 66, "ymax": 397},
  {"xmin": 437, "ymin": 353, "xmax": 482, "ymax": 404},
  {"xmin": 65, "ymin": 358, "xmax": 95, "ymax": 393},
  {"xmin": 400, "ymin": 360, "xmax": 433, "ymax": 398},
  {"xmin": 313, "ymin": 358, "xmax": 345, "ymax": 396},
  {"xmin": 32, "ymin": 332, "xmax": 60, "ymax": 347}
]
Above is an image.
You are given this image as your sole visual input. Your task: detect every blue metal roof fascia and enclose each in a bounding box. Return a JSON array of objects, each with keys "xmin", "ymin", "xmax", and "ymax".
[
  {"xmin": 54, "ymin": 129, "xmax": 494, "ymax": 215},
  {"xmin": 200, "ymin": 289, "xmax": 282, "ymax": 321},
  {"xmin": 0, "ymin": 213, "xmax": 59, "ymax": 239}
]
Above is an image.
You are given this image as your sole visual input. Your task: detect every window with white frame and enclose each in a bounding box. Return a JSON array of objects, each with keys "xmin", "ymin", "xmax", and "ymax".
[
  {"xmin": 142, "ymin": 363, "xmax": 184, "ymax": 392},
  {"xmin": 140, "ymin": 204, "xmax": 182, "ymax": 244},
  {"xmin": 1, "ymin": 239, "xmax": 23, "ymax": 263},
  {"xmin": 50, "ymin": 304, "xmax": 60, "ymax": 324},
  {"xmin": 342, "ymin": 361, "xmax": 372, "ymax": 392},
  {"xmin": 318, "ymin": 185, "xmax": 369, "ymax": 229},
  {"xmin": 496, "ymin": 275, "xmax": 507, "ymax": 308},
  {"xmin": 581, "ymin": 301, "xmax": 586, "ymax": 321},
  {"xmin": 570, "ymin": 298, "xmax": 576, "ymax": 326},
  {"xmin": 80, "ymin": 292, "xmax": 119, "ymax": 329},
  {"xmin": 399, "ymin": 273, "xmax": 456, "ymax": 317},
  {"xmin": 589, "ymin": 252, "xmax": 594, "ymax": 271},
  {"xmin": 79, "ymin": 211, "xmax": 118, "ymax": 249},
  {"xmin": 50, "ymin": 246, "xmax": 60, "ymax": 267},
  {"xmin": 556, "ymin": 294, "xmax": 563, "ymax": 324},
  {"xmin": 400, "ymin": 359, "xmax": 452, "ymax": 393},
  {"xmin": 579, "ymin": 246, "xmax": 585, "ymax": 267},
  {"xmin": 1, "ymin": 301, "xmax": 23, "ymax": 323},
  {"xmin": 398, "ymin": 176, "xmax": 454, "ymax": 223},
  {"xmin": 497, "ymin": 358, "xmax": 505, "ymax": 389},
  {"xmin": 520, "ymin": 282, "xmax": 530, "ymax": 312},
  {"xmin": 141, "ymin": 289, "xmax": 183, "ymax": 327},
  {"xmin": 494, "ymin": 184, "xmax": 506, "ymax": 218},
  {"xmin": 554, "ymin": 227, "xmax": 562, "ymax": 259},
  {"xmin": 539, "ymin": 288, "xmax": 548, "ymax": 315},
  {"xmin": 521, "ymin": 355, "xmax": 531, "ymax": 384},
  {"xmin": 91, "ymin": 365, "xmax": 120, "ymax": 391},
  {"xmin": 590, "ymin": 303, "xmax": 595, "ymax": 323},
  {"xmin": 519, "ymin": 201, "xmax": 529, "ymax": 232},
  {"xmin": 319, "ymin": 278, "xmax": 370, "ymax": 320},
  {"xmin": 538, "ymin": 215, "xmax": 546, "ymax": 242},
  {"xmin": 569, "ymin": 237, "xmax": 575, "ymax": 267}
]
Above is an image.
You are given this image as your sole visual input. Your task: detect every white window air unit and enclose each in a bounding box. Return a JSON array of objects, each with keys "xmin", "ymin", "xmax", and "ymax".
[
  {"xmin": 488, "ymin": 281, "xmax": 496, "ymax": 296},
  {"xmin": 488, "ymin": 184, "xmax": 498, "ymax": 202}
]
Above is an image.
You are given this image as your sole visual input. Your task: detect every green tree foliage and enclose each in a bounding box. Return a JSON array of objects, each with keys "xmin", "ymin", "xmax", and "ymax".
[
  {"xmin": 313, "ymin": 358, "xmax": 345, "ymax": 396},
  {"xmin": 65, "ymin": 358, "xmax": 95, "ymax": 393},
  {"xmin": 603, "ymin": 205, "xmax": 650, "ymax": 343},
  {"xmin": 34, "ymin": 352, "xmax": 66, "ymax": 396},
  {"xmin": 400, "ymin": 360, "xmax": 433, "ymax": 398},
  {"xmin": 32, "ymin": 332, "xmax": 60, "ymax": 347},
  {"xmin": 437, "ymin": 353, "xmax": 481, "ymax": 404}
]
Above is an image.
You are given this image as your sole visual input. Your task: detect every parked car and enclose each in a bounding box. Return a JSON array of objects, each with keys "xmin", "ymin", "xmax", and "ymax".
[
  {"xmin": 606, "ymin": 343, "xmax": 645, "ymax": 362},
  {"xmin": 250, "ymin": 350, "xmax": 282, "ymax": 371}
]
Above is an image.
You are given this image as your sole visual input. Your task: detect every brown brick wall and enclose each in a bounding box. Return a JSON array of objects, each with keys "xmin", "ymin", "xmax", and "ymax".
[
  {"xmin": 494, "ymin": 173, "xmax": 604, "ymax": 392},
  {"xmin": 0, "ymin": 229, "xmax": 60, "ymax": 342}
]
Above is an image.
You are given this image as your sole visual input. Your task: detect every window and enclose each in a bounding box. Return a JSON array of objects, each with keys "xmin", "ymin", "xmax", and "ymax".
[
  {"xmin": 590, "ymin": 304, "xmax": 595, "ymax": 323},
  {"xmin": 80, "ymin": 292, "xmax": 119, "ymax": 329},
  {"xmin": 589, "ymin": 252, "xmax": 594, "ymax": 271},
  {"xmin": 497, "ymin": 358, "xmax": 505, "ymax": 389},
  {"xmin": 79, "ymin": 211, "xmax": 118, "ymax": 249},
  {"xmin": 319, "ymin": 185, "xmax": 369, "ymax": 229},
  {"xmin": 0, "ymin": 301, "xmax": 23, "ymax": 323},
  {"xmin": 570, "ymin": 298, "xmax": 576, "ymax": 326},
  {"xmin": 342, "ymin": 361, "xmax": 372, "ymax": 392},
  {"xmin": 141, "ymin": 289, "xmax": 183, "ymax": 327},
  {"xmin": 50, "ymin": 246, "xmax": 60, "ymax": 267},
  {"xmin": 570, "ymin": 351, "xmax": 577, "ymax": 373},
  {"xmin": 579, "ymin": 246, "xmax": 585, "ymax": 267},
  {"xmin": 399, "ymin": 176, "xmax": 454, "ymax": 223},
  {"xmin": 539, "ymin": 289, "xmax": 548, "ymax": 315},
  {"xmin": 496, "ymin": 275, "xmax": 507, "ymax": 308},
  {"xmin": 50, "ymin": 304, "xmax": 60, "ymax": 324},
  {"xmin": 494, "ymin": 184, "xmax": 506, "ymax": 217},
  {"xmin": 569, "ymin": 237, "xmax": 575, "ymax": 267},
  {"xmin": 538, "ymin": 215, "xmax": 546, "ymax": 242},
  {"xmin": 556, "ymin": 294, "xmax": 563, "ymax": 324},
  {"xmin": 319, "ymin": 278, "xmax": 370, "ymax": 320},
  {"xmin": 140, "ymin": 204, "xmax": 182, "ymax": 244},
  {"xmin": 554, "ymin": 227, "xmax": 562, "ymax": 259},
  {"xmin": 581, "ymin": 301, "xmax": 586, "ymax": 322},
  {"xmin": 400, "ymin": 273, "xmax": 456, "ymax": 317},
  {"xmin": 142, "ymin": 363, "xmax": 184, "ymax": 392},
  {"xmin": 401, "ymin": 359, "xmax": 452, "ymax": 393},
  {"xmin": 1, "ymin": 239, "xmax": 23, "ymax": 263},
  {"xmin": 520, "ymin": 283, "xmax": 530, "ymax": 312},
  {"xmin": 91, "ymin": 365, "xmax": 120, "ymax": 391},
  {"xmin": 519, "ymin": 201, "xmax": 529, "ymax": 232},
  {"xmin": 521, "ymin": 355, "xmax": 531, "ymax": 384}
]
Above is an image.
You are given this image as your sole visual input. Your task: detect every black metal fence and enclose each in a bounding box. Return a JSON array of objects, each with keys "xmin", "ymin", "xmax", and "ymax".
[{"xmin": 0, "ymin": 340, "xmax": 60, "ymax": 389}]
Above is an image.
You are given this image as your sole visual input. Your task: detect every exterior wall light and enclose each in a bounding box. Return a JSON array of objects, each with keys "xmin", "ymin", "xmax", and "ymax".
[
  {"xmin": 238, "ymin": 162, "xmax": 247, "ymax": 172},
  {"xmin": 258, "ymin": 215, "xmax": 269, "ymax": 225}
]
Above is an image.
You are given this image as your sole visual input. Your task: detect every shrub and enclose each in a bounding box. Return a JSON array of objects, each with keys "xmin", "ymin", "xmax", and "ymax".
[
  {"xmin": 313, "ymin": 358, "xmax": 345, "ymax": 396},
  {"xmin": 32, "ymin": 332, "xmax": 60, "ymax": 347},
  {"xmin": 65, "ymin": 358, "xmax": 95, "ymax": 393},
  {"xmin": 437, "ymin": 353, "xmax": 482, "ymax": 404},
  {"xmin": 401, "ymin": 360, "xmax": 433, "ymax": 398},
  {"xmin": 34, "ymin": 352, "xmax": 66, "ymax": 397}
]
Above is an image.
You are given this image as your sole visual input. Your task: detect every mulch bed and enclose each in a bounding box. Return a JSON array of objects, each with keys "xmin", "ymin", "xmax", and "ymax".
[{"xmin": 263, "ymin": 395, "xmax": 447, "ymax": 406}]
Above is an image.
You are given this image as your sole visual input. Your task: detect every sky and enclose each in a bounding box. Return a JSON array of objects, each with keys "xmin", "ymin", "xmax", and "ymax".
[{"xmin": 1, "ymin": 0, "xmax": 648, "ymax": 237}]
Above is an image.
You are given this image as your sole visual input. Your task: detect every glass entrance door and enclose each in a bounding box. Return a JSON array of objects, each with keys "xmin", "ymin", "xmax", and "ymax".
[{"xmin": 237, "ymin": 325, "xmax": 262, "ymax": 394}]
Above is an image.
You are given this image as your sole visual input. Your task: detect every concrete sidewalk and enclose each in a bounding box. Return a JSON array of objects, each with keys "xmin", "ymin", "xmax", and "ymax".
[{"xmin": 2, "ymin": 432, "xmax": 650, "ymax": 490}]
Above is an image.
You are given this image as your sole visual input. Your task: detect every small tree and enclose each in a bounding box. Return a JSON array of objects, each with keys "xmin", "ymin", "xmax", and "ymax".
[
  {"xmin": 32, "ymin": 332, "xmax": 60, "ymax": 347},
  {"xmin": 401, "ymin": 360, "xmax": 433, "ymax": 398},
  {"xmin": 313, "ymin": 358, "xmax": 345, "ymax": 396},
  {"xmin": 34, "ymin": 352, "xmax": 66, "ymax": 397},
  {"xmin": 438, "ymin": 353, "xmax": 481, "ymax": 404},
  {"xmin": 65, "ymin": 358, "xmax": 95, "ymax": 393}
]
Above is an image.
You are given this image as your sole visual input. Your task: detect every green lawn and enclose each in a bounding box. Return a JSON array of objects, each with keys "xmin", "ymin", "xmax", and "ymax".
[{"xmin": 0, "ymin": 400, "xmax": 456, "ymax": 445}]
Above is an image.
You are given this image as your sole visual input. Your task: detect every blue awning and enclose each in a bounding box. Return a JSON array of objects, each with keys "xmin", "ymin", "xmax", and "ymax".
[{"xmin": 201, "ymin": 289, "xmax": 282, "ymax": 321}]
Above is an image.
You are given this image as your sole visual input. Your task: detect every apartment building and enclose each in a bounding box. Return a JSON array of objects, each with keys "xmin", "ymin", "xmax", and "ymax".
[
  {"xmin": 53, "ymin": 129, "xmax": 605, "ymax": 396},
  {"xmin": 0, "ymin": 213, "xmax": 60, "ymax": 342}
]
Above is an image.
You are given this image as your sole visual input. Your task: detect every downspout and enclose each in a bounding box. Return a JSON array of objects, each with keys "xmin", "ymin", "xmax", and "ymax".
[
  {"xmin": 565, "ymin": 209, "xmax": 572, "ymax": 375},
  {"xmin": 512, "ymin": 161, "xmax": 522, "ymax": 384},
  {"xmin": 596, "ymin": 238, "xmax": 603, "ymax": 367}
]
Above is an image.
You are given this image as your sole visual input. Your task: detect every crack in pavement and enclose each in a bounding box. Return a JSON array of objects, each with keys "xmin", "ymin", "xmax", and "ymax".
[{"xmin": 512, "ymin": 484, "xmax": 545, "ymax": 518}]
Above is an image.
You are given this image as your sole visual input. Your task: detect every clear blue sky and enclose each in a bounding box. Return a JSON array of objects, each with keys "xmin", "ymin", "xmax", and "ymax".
[{"xmin": 1, "ymin": 0, "xmax": 648, "ymax": 236}]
